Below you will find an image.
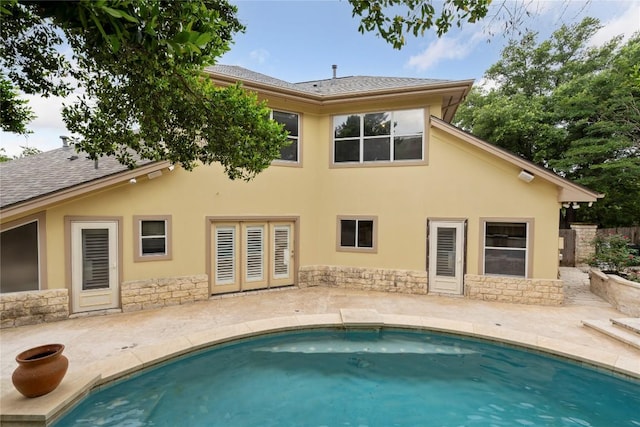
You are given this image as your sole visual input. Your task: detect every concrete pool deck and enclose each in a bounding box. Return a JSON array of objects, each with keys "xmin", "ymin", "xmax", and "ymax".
[{"xmin": 1, "ymin": 268, "xmax": 639, "ymax": 426}]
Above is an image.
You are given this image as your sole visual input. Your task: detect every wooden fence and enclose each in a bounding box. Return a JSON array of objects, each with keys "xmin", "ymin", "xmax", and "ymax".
[{"xmin": 559, "ymin": 229, "xmax": 576, "ymax": 266}]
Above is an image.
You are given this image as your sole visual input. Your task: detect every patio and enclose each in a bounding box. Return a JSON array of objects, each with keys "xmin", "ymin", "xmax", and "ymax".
[{"xmin": 1, "ymin": 267, "xmax": 639, "ymax": 425}]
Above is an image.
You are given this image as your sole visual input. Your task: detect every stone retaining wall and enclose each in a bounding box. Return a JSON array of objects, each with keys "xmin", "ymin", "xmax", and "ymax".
[
  {"xmin": 298, "ymin": 265, "xmax": 428, "ymax": 294},
  {"xmin": 464, "ymin": 274, "xmax": 564, "ymax": 305},
  {"xmin": 120, "ymin": 274, "xmax": 209, "ymax": 312},
  {"xmin": 589, "ymin": 269, "xmax": 640, "ymax": 316},
  {"xmin": 0, "ymin": 289, "xmax": 69, "ymax": 329}
]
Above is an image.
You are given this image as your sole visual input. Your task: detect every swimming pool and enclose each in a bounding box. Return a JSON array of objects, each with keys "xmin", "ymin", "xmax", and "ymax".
[{"xmin": 53, "ymin": 328, "xmax": 639, "ymax": 426}]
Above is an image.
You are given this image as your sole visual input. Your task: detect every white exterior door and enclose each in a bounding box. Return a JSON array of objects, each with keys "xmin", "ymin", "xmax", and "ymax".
[
  {"xmin": 71, "ymin": 221, "xmax": 119, "ymax": 313},
  {"xmin": 211, "ymin": 221, "xmax": 294, "ymax": 294},
  {"xmin": 429, "ymin": 220, "xmax": 465, "ymax": 295}
]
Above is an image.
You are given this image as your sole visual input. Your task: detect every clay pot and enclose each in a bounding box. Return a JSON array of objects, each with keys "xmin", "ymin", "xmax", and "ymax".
[{"xmin": 12, "ymin": 344, "xmax": 69, "ymax": 398}]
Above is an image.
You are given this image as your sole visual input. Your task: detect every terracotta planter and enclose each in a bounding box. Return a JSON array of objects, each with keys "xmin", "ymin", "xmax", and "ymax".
[{"xmin": 12, "ymin": 344, "xmax": 69, "ymax": 398}]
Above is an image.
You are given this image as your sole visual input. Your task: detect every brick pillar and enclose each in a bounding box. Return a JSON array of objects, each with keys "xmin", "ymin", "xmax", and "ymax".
[{"xmin": 570, "ymin": 224, "xmax": 598, "ymax": 266}]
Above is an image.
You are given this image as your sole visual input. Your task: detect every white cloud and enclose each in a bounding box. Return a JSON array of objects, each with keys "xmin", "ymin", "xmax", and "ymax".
[
  {"xmin": 0, "ymin": 89, "xmax": 84, "ymax": 157},
  {"xmin": 590, "ymin": 2, "xmax": 640, "ymax": 46},
  {"xmin": 406, "ymin": 30, "xmax": 485, "ymax": 71},
  {"xmin": 249, "ymin": 48, "xmax": 270, "ymax": 64}
]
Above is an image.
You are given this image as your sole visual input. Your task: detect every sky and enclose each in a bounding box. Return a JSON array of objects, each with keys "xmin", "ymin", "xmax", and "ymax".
[{"xmin": 1, "ymin": 0, "xmax": 638, "ymax": 157}]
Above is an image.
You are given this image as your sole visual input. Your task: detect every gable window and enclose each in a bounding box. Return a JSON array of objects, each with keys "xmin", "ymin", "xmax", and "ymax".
[
  {"xmin": 333, "ymin": 109, "xmax": 423, "ymax": 164},
  {"xmin": 337, "ymin": 216, "xmax": 377, "ymax": 252},
  {"xmin": 134, "ymin": 215, "xmax": 172, "ymax": 262},
  {"xmin": 483, "ymin": 221, "xmax": 529, "ymax": 277},
  {"xmin": 272, "ymin": 110, "xmax": 299, "ymax": 162}
]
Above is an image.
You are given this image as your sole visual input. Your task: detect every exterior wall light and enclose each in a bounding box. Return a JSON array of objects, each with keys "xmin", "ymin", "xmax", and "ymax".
[
  {"xmin": 129, "ymin": 178, "xmax": 137, "ymax": 184},
  {"xmin": 518, "ymin": 170, "xmax": 535, "ymax": 183}
]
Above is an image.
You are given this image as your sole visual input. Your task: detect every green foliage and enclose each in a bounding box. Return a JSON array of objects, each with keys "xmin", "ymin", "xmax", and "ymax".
[
  {"xmin": 349, "ymin": 0, "xmax": 491, "ymax": 48},
  {"xmin": 1, "ymin": 0, "xmax": 289, "ymax": 180},
  {"xmin": 0, "ymin": 148, "xmax": 11, "ymax": 162},
  {"xmin": 15, "ymin": 145, "xmax": 42, "ymax": 158},
  {"xmin": 589, "ymin": 234, "xmax": 639, "ymax": 273},
  {"xmin": 455, "ymin": 18, "xmax": 640, "ymax": 227},
  {"xmin": 0, "ymin": 74, "xmax": 35, "ymax": 134}
]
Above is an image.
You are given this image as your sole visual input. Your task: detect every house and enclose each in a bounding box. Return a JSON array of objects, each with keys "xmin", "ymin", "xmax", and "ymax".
[{"xmin": 0, "ymin": 65, "xmax": 602, "ymax": 328}]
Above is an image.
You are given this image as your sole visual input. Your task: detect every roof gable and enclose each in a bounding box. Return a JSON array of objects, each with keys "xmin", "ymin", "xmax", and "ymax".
[{"xmin": 430, "ymin": 117, "xmax": 603, "ymax": 203}]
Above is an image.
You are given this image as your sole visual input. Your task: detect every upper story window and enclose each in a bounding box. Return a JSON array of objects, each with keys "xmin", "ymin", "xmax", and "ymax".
[
  {"xmin": 134, "ymin": 215, "xmax": 172, "ymax": 262},
  {"xmin": 333, "ymin": 109, "xmax": 423, "ymax": 164},
  {"xmin": 272, "ymin": 110, "xmax": 299, "ymax": 163}
]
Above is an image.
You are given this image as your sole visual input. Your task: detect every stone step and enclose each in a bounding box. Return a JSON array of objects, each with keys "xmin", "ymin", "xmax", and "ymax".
[
  {"xmin": 582, "ymin": 320, "xmax": 640, "ymax": 350},
  {"xmin": 611, "ymin": 318, "xmax": 640, "ymax": 335}
]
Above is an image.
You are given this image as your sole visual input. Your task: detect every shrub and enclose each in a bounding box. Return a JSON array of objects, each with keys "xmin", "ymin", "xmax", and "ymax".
[{"xmin": 589, "ymin": 234, "xmax": 640, "ymax": 273}]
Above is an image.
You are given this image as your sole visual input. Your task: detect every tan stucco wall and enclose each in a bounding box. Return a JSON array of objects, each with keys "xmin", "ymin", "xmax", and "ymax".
[{"xmin": 15, "ymin": 96, "xmax": 562, "ymax": 296}]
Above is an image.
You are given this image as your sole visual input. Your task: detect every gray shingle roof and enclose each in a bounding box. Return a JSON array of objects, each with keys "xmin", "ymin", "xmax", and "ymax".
[
  {"xmin": 0, "ymin": 146, "xmax": 153, "ymax": 208},
  {"xmin": 206, "ymin": 65, "xmax": 456, "ymax": 96}
]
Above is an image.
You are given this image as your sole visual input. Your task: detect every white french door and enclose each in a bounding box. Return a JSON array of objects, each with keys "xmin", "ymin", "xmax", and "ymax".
[
  {"xmin": 428, "ymin": 220, "xmax": 465, "ymax": 295},
  {"xmin": 71, "ymin": 221, "xmax": 119, "ymax": 313},
  {"xmin": 212, "ymin": 221, "xmax": 294, "ymax": 294}
]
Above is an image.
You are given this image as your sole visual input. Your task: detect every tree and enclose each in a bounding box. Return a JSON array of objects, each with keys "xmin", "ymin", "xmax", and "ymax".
[
  {"xmin": 455, "ymin": 18, "xmax": 639, "ymax": 227},
  {"xmin": 0, "ymin": 74, "xmax": 35, "ymax": 134},
  {"xmin": 349, "ymin": 0, "xmax": 491, "ymax": 49},
  {"xmin": 15, "ymin": 145, "xmax": 42, "ymax": 158},
  {"xmin": 1, "ymin": 0, "xmax": 289, "ymax": 180},
  {"xmin": 0, "ymin": 148, "xmax": 10, "ymax": 162}
]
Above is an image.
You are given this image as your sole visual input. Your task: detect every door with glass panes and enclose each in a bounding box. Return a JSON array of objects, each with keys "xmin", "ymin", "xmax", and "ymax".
[
  {"xmin": 71, "ymin": 221, "xmax": 119, "ymax": 313},
  {"xmin": 212, "ymin": 221, "xmax": 294, "ymax": 294}
]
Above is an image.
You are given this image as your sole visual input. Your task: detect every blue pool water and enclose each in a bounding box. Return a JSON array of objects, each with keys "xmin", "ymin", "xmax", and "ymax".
[{"xmin": 53, "ymin": 329, "xmax": 639, "ymax": 426}]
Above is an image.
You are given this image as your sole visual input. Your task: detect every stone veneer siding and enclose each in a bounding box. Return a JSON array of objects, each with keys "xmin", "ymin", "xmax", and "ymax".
[
  {"xmin": 464, "ymin": 274, "xmax": 564, "ymax": 305},
  {"xmin": 120, "ymin": 274, "xmax": 209, "ymax": 312},
  {"xmin": 298, "ymin": 265, "xmax": 428, "ymax": 294},
  {"xmin": 571, "ymin": 224, "xmax": 598, "ymax": 266},
  {"xmin": 589, "ymin": 269, "xmax": 640, "ymax": 317},
  {"xmin": 0, "ymin": 289, "xmax": 69, "ymax": 329}
]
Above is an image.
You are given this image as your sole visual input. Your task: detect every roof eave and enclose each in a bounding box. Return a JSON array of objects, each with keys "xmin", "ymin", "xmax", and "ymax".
[
  {"xmin": 0, "ymin": 161, "xmax": 171, "ymax": 221},
  {"xmin": 206, "ymin": 70, "xmax": 474, "ymax": 120}
]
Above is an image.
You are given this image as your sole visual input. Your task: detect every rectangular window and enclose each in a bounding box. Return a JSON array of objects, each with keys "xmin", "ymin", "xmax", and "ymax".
[
  {"xmin": 272, "ymin": 110, "xmax": 299, "ymax": 162},
  {"xmin": 333, "ymin": 109, "xmax": 423, "ymax": 164},
  {"xmin": 133, "ymin": 215, "xmax": 172, "ymax": 262},
  {"xmin": 483, "ymin": 221, "xmax": 528, "ymax": 277},
  {"xmin": 1, "ymin": 220, "xmax": 40, "ymax": 293},
  {"xmin": 337, "ymin": 216, "xmax": 377, "ymax": 252}
]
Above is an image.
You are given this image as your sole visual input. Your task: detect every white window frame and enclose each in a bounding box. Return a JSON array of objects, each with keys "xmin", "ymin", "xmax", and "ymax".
[
  {"xmin": 133, "ymin": 215, "xmax": 172, "ymax": 262},
  {"xmin": 481, "ymin": 220, "xmax": 531, "ymax": 278},
  {"xmin": 332, "ymin": 109, "xmax": 424, "ymax": 165},
  {"xmin": 271, "ymin": 110, "xmax": 300, "ymax": 164}
]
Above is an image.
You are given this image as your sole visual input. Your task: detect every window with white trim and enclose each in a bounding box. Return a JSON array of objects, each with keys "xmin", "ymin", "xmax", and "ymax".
[
  {"xmin": 337, "ymin": 216, "xmax": 377, "ymax": 252},
  {"xmin": 134, "ymin": 216, "xmax": 172, "ymax": 261},
  {"xmin": 333, "ymin": 109, "xmax": 423, "ymax": 163},
  {"xmin": 272, "ymin": 110, "xmax": 299, "ymax": 162},
  {"xmin": 483, "ymin": 222, "xmax": 528, "ymax": 277}
]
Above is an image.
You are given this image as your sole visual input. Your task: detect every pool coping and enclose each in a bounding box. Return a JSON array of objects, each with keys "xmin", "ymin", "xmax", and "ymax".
[{"xmin": 2, "ymin": 309, "xmax": 639, "ymax": 426}]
